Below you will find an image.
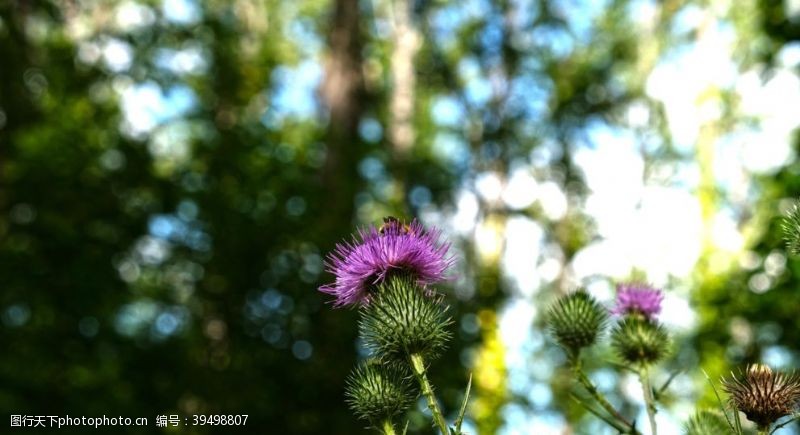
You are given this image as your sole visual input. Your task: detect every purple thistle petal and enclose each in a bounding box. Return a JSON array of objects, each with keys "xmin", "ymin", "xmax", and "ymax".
[
  {"xmin": 611, "ymin": 283, "xmax": 663, "ymax": 320},
  {"xmin": 319, "ymin": 219, "xmax": 455, "ymax": 307}
]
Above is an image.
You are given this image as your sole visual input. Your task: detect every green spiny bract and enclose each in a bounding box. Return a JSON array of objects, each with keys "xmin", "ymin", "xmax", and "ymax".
[
  {"xmin": 683, "ymin": 410, "xmax": 733, "ymax": 435},
  {"xmin": 359, "ymin": 276, "xmax": 452, "ymax": 364},
  {"xmin": 611, "ymin": 318, "xmax": 669, "ymax": 366},
  {"xmin": 344, "ymin": 360, "xmax": 416, "ymax": 424},
  {"xmin": 783, "ymin": 199, "xmax": 800, "ymax": 256},
  {"xmin": 546, "ymin": 291, "xmax": 608, "ymax": 356}
]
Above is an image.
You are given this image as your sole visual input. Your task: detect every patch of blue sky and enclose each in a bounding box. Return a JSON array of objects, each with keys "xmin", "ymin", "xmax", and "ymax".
[
  {"xmin": 433, "ymin": 132, "xmax": 470, "ymax": 169},
  {"xmin": 359, "ymin": 118, "xmax": 383, "ymax": 143},
  {"xmin": 431, "ymin": 95, "xmax": 465, "ymax": 127},
  {"xmin": 428, "ymin": 4, "xmax": 467, "ymax": 49},
  {"xmin": 122, "ymin": 82, "xmax": 197, "ymax": 135},
  {"xmin": 358, "ymin": 156, "xmax": 386, "ymax": 181},
  {"xmin": 531, "ymin": 25, "xmax": 574, "ymax": 59},
  {"xmin": 500, "ymin": 407, "xmax": 565, "ymax": 435},
  {"xmin": 466, "ymin": 78, "xmax": 492, "ymax": 106},
  {"xmin": 579, "ymin": 117, "xmax": 637, "ymax": 151},
  {"xmin": 712, "ymin": 134, "xmax": 745, "ymax": 191},
  {"xmin": 148, "ymin": 214, "xmax": 210, "ymax": 252},
  {"xmin": 458, "ymin": 56, "xmax": 481, "ymax": 79},
  {"xmin": 102, "ymin": 38, "xmax": 134, "ymax": 72},
  {"xmin": 670, "ymin": 3, "xmax": 704, "ymax": 36},
  {"xmin": 553, "ymin": 0, "xmax": 610, "ymax": 44},
  {"xmin": 627, "ymin": 0, "xmax": 657, "ymax": 27},
  {"xmin": 508, "ymin": 75, "xmax": 550, "ymax": 120},
  {"xmin": 264, "ymin": 60, "xmax": 321, "ymax": 125},
  {"xmin": 670, "ymin": 161, "xmax": 700, "ymax": 190},
  {"xmin": 162, "ymin": 0, "xmax": 201, "ymax": 25},
  {"xmin": 153, "ymin": 306, "xmax": 190, "ymax": 338},
  {"xmin": 287, "ymin": 18, "xmax": 323, "ymax": 57},
  {"xmin": 763, "ymin": 345, "xmax": 793, "ymax": 369},
  {"xmin": 458, "ymin": 57, "xmax": 493, "ymax": 105},
  {"xmin": 479, "ymin": 17, "xmax": 504, "ymax": 57},
  {"xmin": 115, "ymin": 299, "xmax": 159, "ymax": 336},
  {"xmin": 526, "ymin": 382, "xmax": 553, "ymax": 408},
  {"xmin": 506, "ymin": 365, "xmax": 536, "ymax": 396},
  {"xmin": 115, "ymin": 299, "xmax": 189, "ymax": 339},
  {"xmin": 510, "ymin": 0, "xmax": 539, "ymax": 29},
  {"xmin": 154, "ymin": 45, "xmax": 207, "ymax": 75},
  {"xmin": 778, "ymin": 41, "xmax": 800, "ymax": 67},
  {"xmin": 149, "ymin": 214, "xmax": 186, "ymax": 240},
  {"xmin": 573, "ymin": 119, "xmax": 644, "ymax": 199},
  {"xmin": 463, "ymin": 0, "xmax": 492, "ymax": 21}
]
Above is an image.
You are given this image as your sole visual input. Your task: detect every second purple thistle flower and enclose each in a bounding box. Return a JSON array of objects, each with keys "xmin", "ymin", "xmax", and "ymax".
[
  {"xmin": 611, "ymin": 283, "xmax": 664, "ymax": 320},
  {"xmin": 319, "ymin": 218, "xmax": 454, "ymax": 307}
]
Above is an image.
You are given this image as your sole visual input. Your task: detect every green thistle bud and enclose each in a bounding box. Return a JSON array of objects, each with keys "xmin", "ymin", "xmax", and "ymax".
[
  {"xmin": 359, "ymin": 276, "xmax": 452, "ymax": 364},
  {"xmin": 546, "ymin": 291, "xmax": 608, "ymax": 356},
  {"xmin": 683, "ymin": 410, "xmax": 731, "ymax": 435},
  {"xmin": 610, "ymin": 318, "xmax": 669, "ymax": 366},
  {"xmin": 344, "ymin": 360, "xmax": 416, "ymax": 424}
]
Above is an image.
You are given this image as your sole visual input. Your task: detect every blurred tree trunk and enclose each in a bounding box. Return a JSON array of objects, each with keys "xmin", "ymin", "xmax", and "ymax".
[
  {"xmin": 321, "ymin": 0, "xmax": 365, "ymax": 231},
  {"xmin": 388, "ymin": 0, "xmax": 419, "ymax": 157},
  {"xmin": 385, "ymin": 0, "xmax": 420, "ymax": 212}
]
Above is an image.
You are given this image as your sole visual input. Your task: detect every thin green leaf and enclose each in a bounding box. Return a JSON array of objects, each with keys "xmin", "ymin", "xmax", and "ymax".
[
  {"xmin": 656, "ymin": 369, "xmax": 682, "ymax": 397},
  {"xmin": 453, "ymin": 373, "xmax": 472, "ymax": 435},
  {"xmin": 733, "ymin": 407, "xmax": 742, "ymax": 435},
  {"xmin": 569, "ymin": 392, "xmax": 629, "ymax": 433},
  {"xmin": 702, "ymin": 369, "xmax": 738, "ymax": 434}
]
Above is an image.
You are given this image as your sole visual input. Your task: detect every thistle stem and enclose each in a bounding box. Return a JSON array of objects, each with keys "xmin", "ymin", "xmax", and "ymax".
[
  {"xmin": 639, "ymin": 367, "xmax": 657, "ymax": 435},
  {"xmin": 410, "ymin": 353, "xmax": 449, "ymax": 435},
  {"xmin": 573, "ymin": 363, "xmax": 640, "ymax": 434},
  {"xmin": 381, "ymin": 419, "xmax": 397, "ymax": 435}
]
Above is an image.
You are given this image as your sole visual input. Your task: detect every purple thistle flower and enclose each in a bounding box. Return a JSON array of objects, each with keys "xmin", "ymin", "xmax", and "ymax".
[
  {"xmin": 611, "ymin": 283, "xmax": 663, "ymax": 320},
  {"xmin": 319, "ymin": 218, "xmax": 454, "ymax": 307}
]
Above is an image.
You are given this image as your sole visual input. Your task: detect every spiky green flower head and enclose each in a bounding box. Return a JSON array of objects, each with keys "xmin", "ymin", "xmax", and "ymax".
[
  {"xmin": 359, "ymin": 275, "xmax": 452, "ymax": 364},
  {"xmin": 683, "ymin": 410, "xmax": 733, "ymax": 435},
  {"xmin": 345, "ymin": 360, "xmax": 416, "ymax": 424},
  {"xmin": 782, "ymin": 199, "xmax": 800, "ymax": 256},
  {"xmin": 546, "ymin": 290, "xmax": 608, "ymax": 357},
  {"xmin": 722, "ymin": 364, "xmax": 800, "ymax": 430},
  {"xmin": 610, "ymin": 318, "xmax": 669, "ymax": 366}
]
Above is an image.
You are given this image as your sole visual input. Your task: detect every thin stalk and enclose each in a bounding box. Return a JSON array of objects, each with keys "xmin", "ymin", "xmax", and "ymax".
[
  {"xmin": 573, "ymin": 364, "xmax": 639, "ymax": 434},
  {"xmin": 639, "ymin": 367, "xmax": 657, "ymax": 435},
  {"xmin": 381, "ymin": 419, "xmax": 397, "ymax": 435},
  {"xmin": 701, "ymin": 369, "xmax": 737, "ymax": 433},
  {"xmin": 410, "ymin": 353, "xmax": 449, "ymax": 435},
  {"xmin": 770, "ymin": 415, "xmax": 800, "ymax": 434},
  {"xmin": 569, "ymin": 392, "xmax": 629, "ymax": 433}
]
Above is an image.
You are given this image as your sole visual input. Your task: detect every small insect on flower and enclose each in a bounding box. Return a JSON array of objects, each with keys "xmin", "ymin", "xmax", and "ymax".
[
  {"xmin": 722, "ymin": 364, "xmax": 800, "ymax": 430},
  {"xmin": 611, "ymin": 283, "xmax": 663, "ymax": 320},
  {"xmin": 319, "ymin": 217, "xmax": 454, "ymax": 307},
  {"xmin": 379, "ymin": 216, "xmax": 411, "ymax": 235}
]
